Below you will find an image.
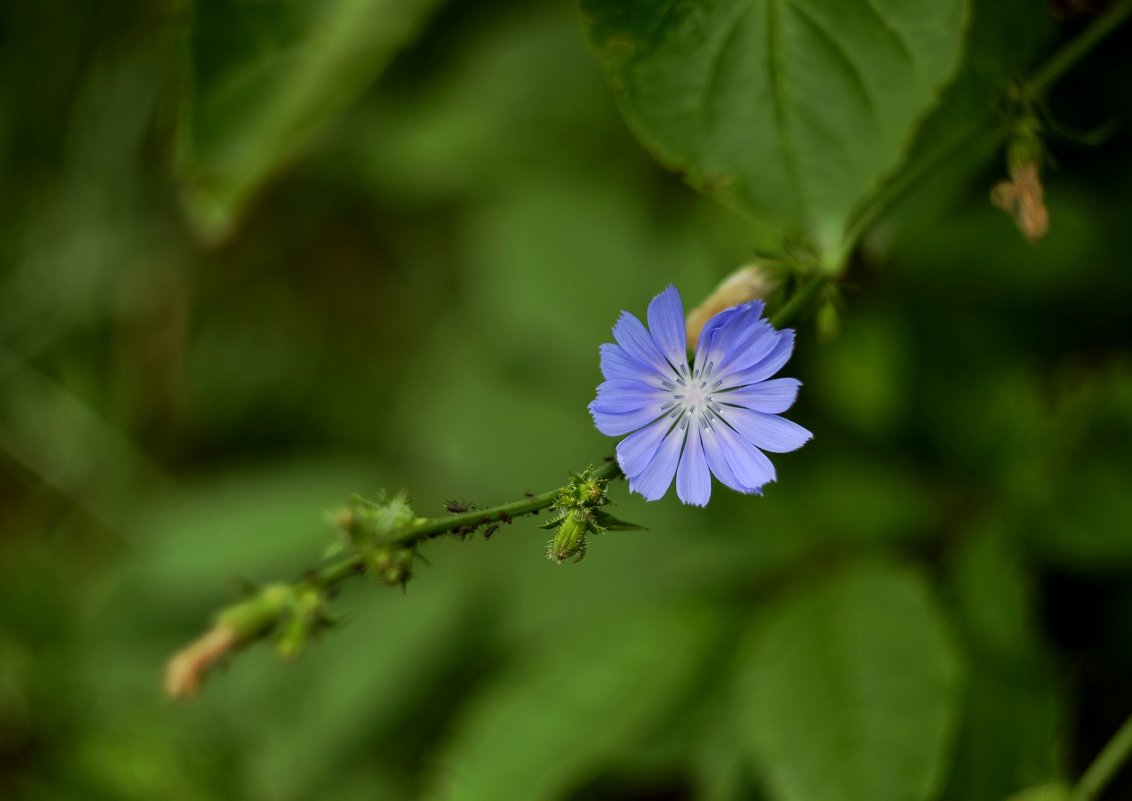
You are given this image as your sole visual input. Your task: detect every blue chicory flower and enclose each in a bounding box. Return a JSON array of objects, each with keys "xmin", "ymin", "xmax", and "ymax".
[{"xmin": 589, "ymin": 285, "xmax": 811, "ymax": 506}]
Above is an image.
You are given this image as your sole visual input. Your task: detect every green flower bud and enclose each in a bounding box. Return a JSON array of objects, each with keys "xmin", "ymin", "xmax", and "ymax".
[
  {"xmin": 547, "ymin": 509, "xmax": 590, "ymax": 564},
  {"xmin": 368, "ymin": 545, "xmax": 414, "ymax": 586}
]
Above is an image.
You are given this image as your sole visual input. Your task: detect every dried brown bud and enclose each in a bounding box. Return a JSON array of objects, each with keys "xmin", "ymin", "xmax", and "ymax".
[
  {"xmin": 991, "ymin": 161, "xmax": 1049, "ymax": 244},
  {"xmin": 164, "ymin": 624, "xmax": 238, "ymax": 699},
  {"xmin": 686, "ymin": 265, "xmax": 779, "ymax": 350}
]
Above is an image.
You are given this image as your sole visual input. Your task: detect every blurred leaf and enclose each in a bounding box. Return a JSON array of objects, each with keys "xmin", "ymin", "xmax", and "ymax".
[
  {"xmin": 581, "ymin": 0, "xmax": 967, "ymax": 254},
  {"xmin": 942, "ymin": 527, "xmax": 1065, "ymax": 801},
  {"xmin": 177, "ymin": 0, "xmax": 442, "ymax": 241},
  {"xmin": 125, "ymin": 459, "xmax": 374, "ymax": 592},
  {"xmin": 810, "ymin": 309, "xmax": 912, "ymax": 438},
  {"xmin": 950, "ymin": 525, "xmax": 1039, "ymax": 658},
  {"xmin": 1009, "ymin": 364, "xmax": 1132, "ymax": 571},
  {"xmin": 429, "ymin": 603, "xmax": 718, "ymax": 801},
  {"xmin": 737, "ymin": 560, "xmax": 962, "ymax": 801}
]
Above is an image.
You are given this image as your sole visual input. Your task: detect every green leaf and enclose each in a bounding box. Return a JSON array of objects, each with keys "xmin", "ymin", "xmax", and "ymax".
[
  {"xmin": 177, "ymin": 0, "xmax": 442, "ymax": 242},
  {"xmin": 942, "ymin": 528, "xmax": 1065, "ymax": 801},
  {"xmin": 737, "ymin": 561, "xmax": 963, "ymax": 801},
  {"xmin": 581, "ymin": 0, "xmax": 968, "ymax": 256},
  {"xmin": 429, "ymin": 604, "xmax": 718, "ymax": 801},
  {"xmin": 592, "ymin": 509, "xmax": 648, "ymax": 531}
]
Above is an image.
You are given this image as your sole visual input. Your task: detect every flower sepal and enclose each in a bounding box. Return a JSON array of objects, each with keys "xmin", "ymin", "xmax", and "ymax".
[
  {"xmin": 590, "ymin": 508, "xmax": 646, "ymax": 532},
  {"xmin": 542, "ymin": 465, "xmax": 640, "ymax": 563}
]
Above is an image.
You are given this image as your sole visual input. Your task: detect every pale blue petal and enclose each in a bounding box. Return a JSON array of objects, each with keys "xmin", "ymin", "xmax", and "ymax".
[
  {"xmin": 616, "ymin": 418, "xmax": 668, "ymax": 479},
  {"xmin": 717, "ymin": 421, "xmax": 776, "ymax": 490},
  {"xmin": 613, "ymin": 311, "xmax": 669, "ymax": 375},
  {"xmin": 692, "ymin": 305, "xmax": 742, "ymax": 375},
  {"xmin": 628, "ymin": 425, "xmax": 685, "ymax": 501},
  {"xmin": 725, "ymin": 407, "xmax": 813, "ymax": 453},
  {"xmin": 589, "ymin": 405, "xmax": 663, "ymax": 437},
  {"xmin": 701, "ymin": 419, "xmax": 745, "ymax": 492},
  {"xmin": 676, "ymin": 424, "xmax": 711, "ymax": 506},
  {"xmin": 600, "ymin": 343, "xmax": 650, "ymax": 382},
  {"xmin": 646, "ymin": 285, "xmax": 687, "ymax": 369},
  {"xmin": 720, "ymin": 378, "xmax": 801, "ymax": 413},
  {"xmin": 694, "ymin": 302, "xmax": 765, "ymax": 380},
  {"xmin": 592, "ymin": 379, "xmax": 668, "ymax": 413},
  {"xmin": 728, "ymin": 330, "xmax": 795, "ymax": 386},
  {"xmin": 714, "ymin": 321, "xmax": 777, "ymax": 381}
]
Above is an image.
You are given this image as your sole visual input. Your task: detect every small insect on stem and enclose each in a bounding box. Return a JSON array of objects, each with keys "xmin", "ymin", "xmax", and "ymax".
[
  {"xmin": 444, "ymin": 500, "xmax": 475, "ymax": 514},
  {"xmin": 482, "ymin": 524, "xmax": 500, "ymax": 540}
]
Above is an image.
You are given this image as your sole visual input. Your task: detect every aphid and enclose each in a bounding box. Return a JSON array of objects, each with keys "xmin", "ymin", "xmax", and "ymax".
[
  {"xmin": 482, "ymin": 524, "xmax": 500, "ymax": 540},
  {"xmin": 445, "ymin": 500, "xmax": 474, "ymax": 514}
]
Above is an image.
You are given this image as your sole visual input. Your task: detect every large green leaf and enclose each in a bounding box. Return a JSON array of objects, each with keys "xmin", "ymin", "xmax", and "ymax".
[
  {"xmin": 176, "ymin": 0, "xmax": 442, "ymax": 242},
  {"xmin": 581, "ymin": 0, "xmax": 968, "ymax": 256},
  {"xmin": 429, "ymin": 604, "xmax": 718, "ymax": 801},
  {"xmin": 737, "ymin": 561, "xmax": 963, "ymax": 801},
  {"xmin": 942, "ymin": 529, "xmax": 1065, "ymax": 801}
]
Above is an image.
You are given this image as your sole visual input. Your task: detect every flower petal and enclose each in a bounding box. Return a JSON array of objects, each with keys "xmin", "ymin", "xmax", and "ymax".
[
  {"xmin": 724, "ymin": 432, "xmax": 778, "ymax": 488},
  {"xmin": 693, "ymin": 301, "xmax": 763, "ymax": 377},
  {"xmin": 676, "ymin": 423, "xmax": 711, "ymax": 506},
  {"xmin": 589, "ymin": 405, "xmax": 664, "ymax": 437},
  {"xmin": 599, "ymin": 343, "xmax": 649, "ymax": 382},
  {"xmin": 720, "ymin": 378, "xmax": 801, "ymax": 413},
  {"xmin": 724, "ymin": 407, "xmax": 813, "ymax": 453},
  {"xmin": 728, "ymin": 329, "xmax": 795, "ymax": 386},
  {"xmin": 714, "ymin": 321, "xmax": 777, "ymax": 380},
  {"xmin": 616, "ymin": 418, "xmax": 668, "ymax": 478},
  {"xmin": 646, "ymin": 285, "xmax": 687, "ymax": 369},
  {"xmin": 613, "ymin": 311, "xmax": 669, "ymax": 375},
  {"xmin": 700, "ymin": 419, "xmax": 745, "ymax": 492},
  {"xmin": 716, "ymin": 420, "xmax": 777, "ymax": 490},
  {"xmin": 627, "ymin": 425, "xmax": 685, "ymax": 501},
  {"xmin": 591, "ymin": 379, "xmax": 668, "ymax": 414}
]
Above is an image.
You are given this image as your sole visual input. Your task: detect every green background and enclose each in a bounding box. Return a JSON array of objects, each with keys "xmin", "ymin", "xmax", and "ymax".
[{"xmin": 3, "ymin": 1, "xmax": 1132, "ymax": 800}]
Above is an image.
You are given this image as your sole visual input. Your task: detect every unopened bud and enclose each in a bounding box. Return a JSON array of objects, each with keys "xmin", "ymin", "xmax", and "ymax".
[
  {"xmin": 547, "ymin": 509, "xmax": 589, "ymax": 564},
  {"xmin": 369, "ymin": 545, "xmax": 414, "ymax": 586},
  {"xmin": 816, "ymin": 297, "xmax": 839, "ymax": 343},
  {"xmin": 686, "ymin": 265, "xmax": 780, "ymax": 350}
]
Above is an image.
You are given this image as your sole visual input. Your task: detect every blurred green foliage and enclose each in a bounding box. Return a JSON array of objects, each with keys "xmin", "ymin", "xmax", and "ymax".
[{"xmin": 3, "ymin": 1, "xmax": 1132, "ymax": 800}]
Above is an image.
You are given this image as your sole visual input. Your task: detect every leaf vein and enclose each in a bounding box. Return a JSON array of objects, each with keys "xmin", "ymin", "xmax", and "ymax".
[
  {"xmin": 789, "ymin": 2, "xmax": 883, "ymax": 136},
  {"xmin": 766, "ymin": 0, "xmax": 808, "ymax": 228},
  {"xmin": 861, "ymin": 0, "xmax": 919, "ymax": 78}
]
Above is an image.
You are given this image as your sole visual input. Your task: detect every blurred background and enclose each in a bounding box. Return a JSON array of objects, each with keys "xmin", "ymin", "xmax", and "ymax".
[{"xmin": 2, "ymin": 1, "xmax": 1132, "ymax": 799}]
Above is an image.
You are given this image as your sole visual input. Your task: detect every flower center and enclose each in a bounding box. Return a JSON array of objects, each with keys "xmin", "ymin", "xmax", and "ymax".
[{"xmin": 661, "ymin": 361, "xmax": 722, "ymax": 429}]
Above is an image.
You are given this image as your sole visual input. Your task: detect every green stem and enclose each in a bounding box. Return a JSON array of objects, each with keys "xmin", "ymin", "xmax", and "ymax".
[
  {"xmin": 167, "ymin": 459, "xmax": 623, "ymax": 696},
  {"xmin": 838, "ymin": 0, "xmax": 1132, "ymax": 261},
  {"xmin": 1072, "ymin": 713, "xmax": 1132, "ymax": 801},
  {"xmin": 1027, "ymin": 0, "xmax": 1132, "ymax": 96},
  {"xmin": 770, "ymin": 273, "xmax": 829, "ymax": 328},
  {"xmin": 306, "ymin": 459, "xmax": 623, "ymax": 588}
]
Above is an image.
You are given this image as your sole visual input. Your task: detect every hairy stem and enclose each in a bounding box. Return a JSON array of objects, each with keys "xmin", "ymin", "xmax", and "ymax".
[
  {"xmin": 313, "ymin": 459, "xmax": 624, "ymax": 586},
  {"xmin": 166, "ymin": 459, "xmax": 622, "ymax": 697}
]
